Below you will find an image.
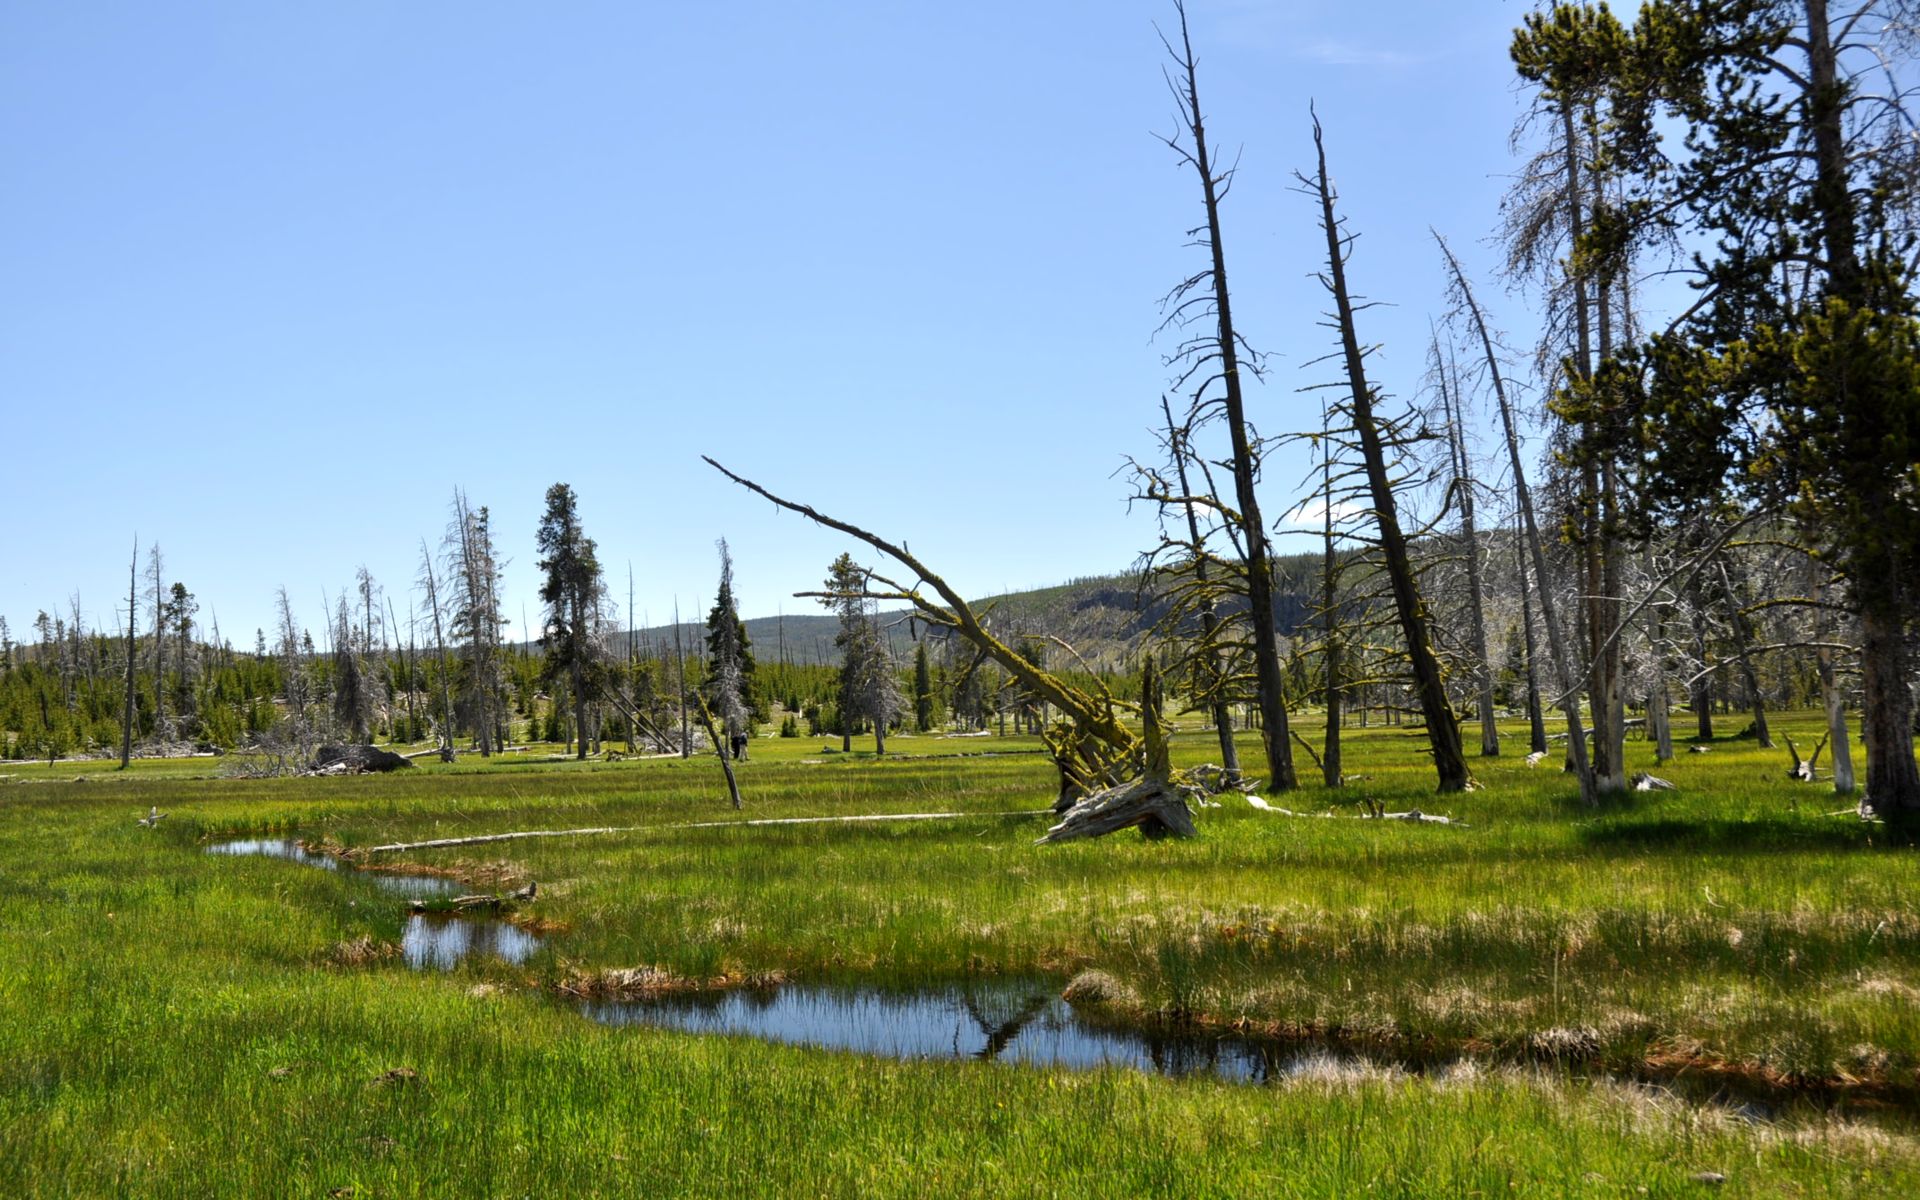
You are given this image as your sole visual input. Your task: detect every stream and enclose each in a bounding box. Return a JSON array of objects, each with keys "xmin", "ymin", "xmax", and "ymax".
[
  {"xmin": 200, "ymin": 838, "xmax": 1911, "ymax": 1124},
  {"xmin": 207, "ymin": 838, "xmax": 538, "ymax": 969}
]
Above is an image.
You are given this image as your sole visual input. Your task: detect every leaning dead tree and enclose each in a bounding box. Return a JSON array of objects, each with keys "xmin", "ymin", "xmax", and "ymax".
[
  {"xmin": 705, "ymin": 457, "xmax": 1193, "ymax": 840},
  {"xmin": 1432, "ymin": 333, "xmax": 1500, "ymax": 757},
  {"xmin": 1435, "ymin": 231, "xmax": 1593, "ymax": 801},
  {"xmin": 1304, "ymin": 114, "xmax": 1470, "ymax": 792}
]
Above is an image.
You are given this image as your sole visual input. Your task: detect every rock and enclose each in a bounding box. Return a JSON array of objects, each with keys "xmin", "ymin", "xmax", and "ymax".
[{"xmin": 313, "ymin": 744, "xmax": 414, "ymax": 774}]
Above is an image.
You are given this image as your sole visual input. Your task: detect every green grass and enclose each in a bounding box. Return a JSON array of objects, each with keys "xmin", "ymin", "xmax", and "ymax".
[{"xmin": 3, "ymin": 715, "xmax": 1917, "ymax": 1195}]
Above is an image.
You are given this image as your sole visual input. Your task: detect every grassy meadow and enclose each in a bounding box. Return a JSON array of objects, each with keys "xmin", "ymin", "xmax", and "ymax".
[{"xmin": 3, "ymin": 713, "xmax": 1918, "ymax": 1196}]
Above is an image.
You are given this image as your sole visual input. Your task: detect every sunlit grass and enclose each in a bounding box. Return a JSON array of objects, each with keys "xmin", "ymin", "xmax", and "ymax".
[{"xmin": 2, "ymin": 714, "xmax": 1917, "ymax": 1195}]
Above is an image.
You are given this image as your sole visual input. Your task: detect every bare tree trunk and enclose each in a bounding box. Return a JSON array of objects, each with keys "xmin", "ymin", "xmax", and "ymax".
[
  {"xmin": 1319, "ymin": 410, "xmax": 1342, "ymax": 787},
  {"xmin": 672, "ymin": 599, "xmax": 691, "ymax": 758},
  {"xmin": 1716, "ymin": 561, "xmax": 1772, "ymax": 748},
  {"xmin": 1649, "ymin": 600, "xmax": 1675, "ymax": 764},
  {"xmin": 119, "ymin": 540, "xmax": 138, "ymax": 769},
  {"xmin": 693, "ymin": 694, "xmax": 742, "ymax": 809},
  {"xmin": 1161, "ymin": 396, "xmax": 1241, "ymax": 779},
  {"xmin": 419, "ymin": 541, "xmax": 457, "ymax": 763},
  {"xmin": 1687, "ymin": 570, "xmax": 1716, "ymax": 740},
  {"xmin": 1164, "ymin": 3, "xmax": 1296, "ymax": 793},
  {"xmin": 147, "ymin": 546, "xmax": 165, "ymax": 739},
  {"xmin": 1516, "ymin": 529, "xmax": 1549, "ymax": 754},
  {"xmin": 1438, "ymin": 340, "xmax": 1498, "ymax": 756},
  {"xmin": 1819, "ymin": 645, "xmax": 1856, "ymax": 795},
  {"xmin": 1312, "ymin": 120, "xmax": 1468, "ymax": 792},
  {"xmin": 1435, "ymin": 232, "xmax": 1590, "ymax": 799},
  {"xmin": 1563, "ymin": 105, "xmax": 1626, "ymax": 798}
]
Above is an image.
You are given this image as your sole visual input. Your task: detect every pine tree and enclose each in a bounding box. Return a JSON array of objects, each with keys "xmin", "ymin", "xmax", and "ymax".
[{"xmin": 536, "ymin": 483, "xmax": 605, "ymax": 762}]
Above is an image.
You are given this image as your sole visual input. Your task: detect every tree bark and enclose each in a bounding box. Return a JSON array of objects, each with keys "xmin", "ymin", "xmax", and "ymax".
[{"xmin": 1859, "ymin": 599, "xmax": 1920, "ymax": 822}]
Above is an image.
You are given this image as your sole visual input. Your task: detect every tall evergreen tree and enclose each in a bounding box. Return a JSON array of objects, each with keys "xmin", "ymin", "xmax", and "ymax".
[
  {"xmin": 536, "ymin": 483, "xmax": 605, "ymax": 762},
  {"xmin": 706, "ymin": 539, "xmax": 752, "ymax": 752},
  {"xmin": 1558, "ymin": 0, "xmax": 1920, "ymax": 820}
]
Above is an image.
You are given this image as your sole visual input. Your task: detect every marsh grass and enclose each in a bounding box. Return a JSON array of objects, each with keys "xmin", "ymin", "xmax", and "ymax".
[{"xmin": 2, "ymin": 717, "xmax": 1918, "ymax": 1194}]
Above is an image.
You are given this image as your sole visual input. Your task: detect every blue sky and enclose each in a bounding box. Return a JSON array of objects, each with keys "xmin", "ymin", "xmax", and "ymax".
[{"xmin": 2, "ymin": 1, "xmax": 1565, "ymax": 648}]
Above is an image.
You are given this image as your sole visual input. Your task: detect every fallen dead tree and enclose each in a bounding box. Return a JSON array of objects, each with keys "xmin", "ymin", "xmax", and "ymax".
[
  {"xmin": 706, "ymin": 457, "xmax": 1194, "ymax": 842},
  {"xmin": 359, "ymin": 809, "xmax": 1052, "ymax": 856},
  {"xmin": 1246, "ymin": 795, "xmax": 1466, "ymax": 826},
  {"xmin": 408, "ymin": 881, "xmax": 536, "ymax": 914}
]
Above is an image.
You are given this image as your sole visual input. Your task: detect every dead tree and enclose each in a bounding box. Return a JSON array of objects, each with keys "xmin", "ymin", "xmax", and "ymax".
[
  {"xmin": 416, "ymin": 540, "xmax": 458, "ymax": 762},
  {"xmin": 1153, "ymin": 0, "xmax": 1296, "ymax": 793},
  {"xmin": 706, "ymin": 457, "xmax": 1188, "ymax": 838},
  {"xmin": 1304, "ymin": 115, "xmax": 1469, "ymax": 792},
  {"xmin": 1435, "ymin": 231, "xmax": 1593, "ymax": 801},
  {"xmin": 1153, "ymin": 395, "xmax": 1240, "ymax": 779},
  {"xmin": 1434, "ymin": 333, "xmax": 1499, "ymax": 756},
  {"xmin": 1316, "ymin": 401, "xmax": 1346, "ymax": 786},
  {"xmin": 119, "ymin": 539, "xmax": 138, "ymax": 769}
]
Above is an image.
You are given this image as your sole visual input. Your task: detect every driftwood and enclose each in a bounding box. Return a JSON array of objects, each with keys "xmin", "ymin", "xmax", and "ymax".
[
  {"xmin": 1631, "ymin": 772, "xmax": 1677, "ymax": 791},
  {"xmin": 409, "ymin": 881, "xmax": 536, "ymax": 914}
]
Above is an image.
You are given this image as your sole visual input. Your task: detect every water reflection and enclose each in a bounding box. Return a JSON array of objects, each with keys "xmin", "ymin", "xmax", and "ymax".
[
  {"xmin": 583, "ymin": 982, "xmax": 1311, "ymax": 1083},
  {"xmin": 365, "ymin": 873, "xmax": 459, "ymax": 897},
  {"xmin": 402, "ymin": 914, "xmax": 542, "ymax": 970},
  {"xmin": 205, "ymin": 839, "xmax": 338, "ymax": 869}
]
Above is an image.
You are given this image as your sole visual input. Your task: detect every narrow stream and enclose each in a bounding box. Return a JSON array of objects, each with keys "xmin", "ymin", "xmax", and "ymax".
[
  {"xmin": 207, "ymin": 839, "xmax": 538, "ymax": 968},
  {"xmin": 201, "ymin": 839, "xmax": 1911, "ymax": 1124}
]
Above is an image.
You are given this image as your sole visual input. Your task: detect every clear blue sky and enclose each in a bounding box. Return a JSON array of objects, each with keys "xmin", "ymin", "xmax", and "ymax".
[{"xmin": 2, "ymin": 1, "xmax": 1566, "ymax": 648}]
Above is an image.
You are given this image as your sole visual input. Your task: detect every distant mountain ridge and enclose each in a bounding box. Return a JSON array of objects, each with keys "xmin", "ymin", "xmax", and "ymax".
[{"xmin": 623, "ymin": 556, "xmax": 1320, "ymax": 670}]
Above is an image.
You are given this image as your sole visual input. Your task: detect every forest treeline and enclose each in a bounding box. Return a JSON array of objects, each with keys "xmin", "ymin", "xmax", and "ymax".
[{"xmin": 4, "ymin": 1, "xmax": 1916, "ymax": 825}]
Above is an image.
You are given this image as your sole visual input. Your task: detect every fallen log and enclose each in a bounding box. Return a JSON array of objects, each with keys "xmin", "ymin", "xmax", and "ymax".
[
  {"xmin": 1631, "ymin": 772, "xmax": 1676, "ymax": 791},
  {"xmin": 408, "ymin": 881, "xmax": 536, "ymax": 914},
  {"xmin": 1246, "ymin": 796, "xmax": 1466, "ymax": 825},
  {"xmin": 361, "ymin": 809, "xmax": 1052, "ymax": 856}
]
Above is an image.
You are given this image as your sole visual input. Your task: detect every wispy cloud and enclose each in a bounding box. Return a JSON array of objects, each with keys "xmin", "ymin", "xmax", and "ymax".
[
  {"xmin": 1278, "ymin": 497, "xmax": 1368, "ymax": 529},
  {"xmin": 1297, "ymin": 38, "xmax": 1428, "ymax": 69},
  {"xmin": 1201, "ymin": 0, "xmax": 1442, "ymax": 69}
]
